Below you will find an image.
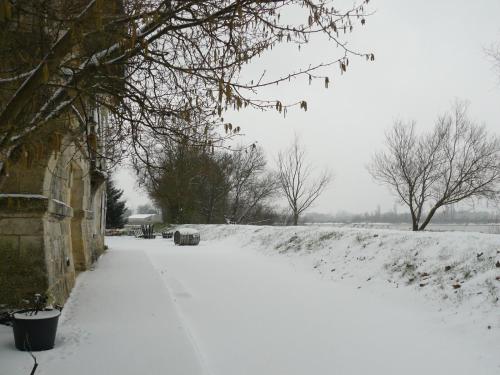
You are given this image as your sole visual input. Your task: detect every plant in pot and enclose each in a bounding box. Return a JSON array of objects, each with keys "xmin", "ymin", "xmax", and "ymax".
[{"xmin": 9, "ymin": 293, "xmax": 62, "ymax": 351}]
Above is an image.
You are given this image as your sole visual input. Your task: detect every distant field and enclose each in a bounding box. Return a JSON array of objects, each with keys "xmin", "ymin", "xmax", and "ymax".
[{"xmin": 305, "ymin": 222, "xmax": 500, "ymax": 234}]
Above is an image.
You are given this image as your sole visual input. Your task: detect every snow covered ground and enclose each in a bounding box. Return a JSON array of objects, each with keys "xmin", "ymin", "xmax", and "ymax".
[
  {"xmin": 1, "ymin": 225, "xmax": 500, "ymax": 374},
  {"xmin": 1, "ymin": 244, "xmax": 204, "ymax": 375}
]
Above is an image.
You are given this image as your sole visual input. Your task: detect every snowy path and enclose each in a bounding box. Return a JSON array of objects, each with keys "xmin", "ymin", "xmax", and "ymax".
[
  {"xmin": 142, "ymin": 236, "xmax": 499, "ymax": 375},
  {"xmin": 0, "ymin": 246, "xmax": 204, "ymax": 375},
  {"xmin": 2, "ymin": 235, "xmax": 499, "ymax": 374}
]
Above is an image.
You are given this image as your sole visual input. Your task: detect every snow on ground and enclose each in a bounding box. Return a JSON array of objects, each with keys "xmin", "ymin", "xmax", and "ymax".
[
  {"xmin": 1, "ymin": 246, "xmax": 205, "ymax": 375},
  {"xmin": 193, "ymin": 224, "xmax": 500, "ymax": 328},
  {"xmin": 1, "ymin": 224, "xmax": 500, "ymax": 374}
]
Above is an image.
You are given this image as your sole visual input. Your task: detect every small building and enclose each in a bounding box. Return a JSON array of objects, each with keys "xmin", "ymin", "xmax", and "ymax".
[{"xmin": 126, "ymin": 214, "xmax": 162, "ymax": 226}]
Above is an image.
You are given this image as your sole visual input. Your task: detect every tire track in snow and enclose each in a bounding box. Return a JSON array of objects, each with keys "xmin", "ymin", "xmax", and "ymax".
[{"xmin": 144, "ymin": 252, "xmax": 214, "ymax": 375}]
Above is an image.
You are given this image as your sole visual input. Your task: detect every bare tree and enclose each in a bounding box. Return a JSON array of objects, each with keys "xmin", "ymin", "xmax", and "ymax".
[
  {"xmin": 0, "ymin": 0, "xmax": 374, "ymax": 182},
  {"xmin": 486, "ymin": 41, "xmax": 500, "ymax": 80},
  {"xmin": 277, "ymin": 137, "xmax": 332, "ymax": 225},
  {"xmin": 369, "ymin": 102, "xmax": 500, "ymax": 231},
  {"xmin": 227, "ymin": 146, "xmax": 278, "ymax": 223}
]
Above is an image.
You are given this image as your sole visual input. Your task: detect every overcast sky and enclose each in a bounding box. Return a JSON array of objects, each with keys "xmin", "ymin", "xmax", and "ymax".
[{"xmin": 116, "ymin": 0, "xmax": 500, "ymax": 214}]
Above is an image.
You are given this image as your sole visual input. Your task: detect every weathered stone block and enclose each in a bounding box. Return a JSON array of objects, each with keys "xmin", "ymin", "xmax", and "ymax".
[
  {"xmin": 0, "ymin": 165, "xmax": 46, "ymax": 195},
  {"xmin": 48, "ymin": 273, "xmax": 76, "ymax": 306},
  {"xmin": 0, "ymin": 196, "xmax": 48, "ymax": 215},
  {"xmin": 0, "ymin": 235, "xmax": 19, "ymax": 256},
  {"xmin": 19, "ymin": 236, "xmax": 44, "ymax": 258},
  {"xmin": 73, "ymin": 209, "xmax": 85, "ymax": 219},
  {"xmin": 0, "ymin": 235, "xmax": 47, "ymax": 308},
  {"xmin": 48, "ymin": 199, "xmax": 73, "ymax": 218},
  {"xmin": 0, "ymin": 218, "xmax": 44, "ymax": 235}
]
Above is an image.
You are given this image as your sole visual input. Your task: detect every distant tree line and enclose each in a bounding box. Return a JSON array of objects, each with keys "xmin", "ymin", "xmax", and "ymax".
[{"xmin": 301, "ymin": 207, "xmax": 500, "ymax": 225}]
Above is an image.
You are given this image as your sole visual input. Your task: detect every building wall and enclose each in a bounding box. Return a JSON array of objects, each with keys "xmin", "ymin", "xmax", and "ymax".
[{"xmin": 0, "ymin": 134, "xmax": 106, "ymax": 308}]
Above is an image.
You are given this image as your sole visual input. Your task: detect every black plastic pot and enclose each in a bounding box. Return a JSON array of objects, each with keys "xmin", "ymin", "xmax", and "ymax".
[{"xmin": 12, "ymin": 309, "xmax": 61, "ymax": 351}]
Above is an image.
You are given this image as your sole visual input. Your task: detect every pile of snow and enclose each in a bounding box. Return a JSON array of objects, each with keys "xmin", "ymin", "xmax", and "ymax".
[
  {"xmin": 175, "ymin": 228, "xmax": 200, "ymax": 235},
  {"xmin": 186, "ymin": 224, "xmax": 500, "ymax": 326}
]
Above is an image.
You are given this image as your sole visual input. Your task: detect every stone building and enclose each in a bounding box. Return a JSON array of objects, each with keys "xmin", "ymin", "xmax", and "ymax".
[
  {"xmin": 0, "ymin": 1, "xmax": 124, "ymax": 309},
  {"xmin": 0, "ymin": 110, "xmax": 108, "ymax": 308}
]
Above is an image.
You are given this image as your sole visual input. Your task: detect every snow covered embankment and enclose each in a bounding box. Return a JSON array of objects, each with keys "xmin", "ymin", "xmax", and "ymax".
[{"xmin": 194, "ymin": 225, "xmax": 500, "ymax": 326}]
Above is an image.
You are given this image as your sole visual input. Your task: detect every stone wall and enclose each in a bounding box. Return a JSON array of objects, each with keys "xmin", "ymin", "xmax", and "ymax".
[
  {"xmin": 0, "ymin": 135, "xmax": 106, "ymax": 309},
  {"xmin": 0, "ymin": 198, "xmax": 48, "ymax": 308}
]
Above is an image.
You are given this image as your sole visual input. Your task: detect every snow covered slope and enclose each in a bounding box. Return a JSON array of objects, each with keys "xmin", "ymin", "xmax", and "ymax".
[
  {"xmin": 188, "ymin": 224, "xmax": 500, "ymax": 328},
  {"xmin": 147, "ymin": 226, "xmax": 500, "ymax": 374}
]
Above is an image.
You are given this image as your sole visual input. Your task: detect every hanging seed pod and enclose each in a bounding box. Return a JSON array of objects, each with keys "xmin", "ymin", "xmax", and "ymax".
[
  {"xmin": 225, "ymin": 83, "xmax": 232, "ymax": 101},
  {"xmin": 130, "ymin": 25, "xmax": 137, "ymax": 47},
  {"xmin": 142, "ymin": 40, "xmax": 149, "ymax": 56}
]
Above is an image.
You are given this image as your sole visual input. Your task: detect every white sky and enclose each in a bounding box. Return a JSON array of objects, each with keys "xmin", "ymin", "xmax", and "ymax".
[{"xmin": 116, "ymin": 0, "xmax": 500, "ymax": 214}]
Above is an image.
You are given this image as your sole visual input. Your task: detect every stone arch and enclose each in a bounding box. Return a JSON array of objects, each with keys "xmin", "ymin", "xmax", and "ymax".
[
  {"xmin": 0, "ymin": 137, "xmax": 76, "ymax": 307},
  {"xmin": 40, "ymin": 137, "xmax": 84, "ymax": 304},
  {"xmin": 0, "ymin": 133, "xmax": 106, "ymax": 307},
  {"xmin": 1, "ymin": 111, "xmax": 109, "ymax": 308}
]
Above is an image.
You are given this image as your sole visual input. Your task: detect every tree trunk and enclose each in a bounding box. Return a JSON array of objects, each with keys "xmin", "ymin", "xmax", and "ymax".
[
  {"xmin": 410, "ymin": 208, "xmax": 418, "ymax": 231},
  {"xmin": 293, "ymin": 212, "xmax": 299, "ymax": 226},
  {"xmin": 418, "ymin": 204, "xmax": 441, "ymax": 231}
]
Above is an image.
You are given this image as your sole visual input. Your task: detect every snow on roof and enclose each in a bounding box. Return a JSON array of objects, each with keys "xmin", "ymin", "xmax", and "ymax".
[
  {"xmin": 0, "ymin": 194, "xmax": 48, "ymax": 199},
  {"xmin": 175, "ymin": 228, "xmax": 199, "ymax": 235},
  {"xmin": 127, "ymin": 213, "xmax": 162, "ymax": 224},
  {"xmin": 128, "ymin": 214, "xmax": 157, "ymax": 219}
]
